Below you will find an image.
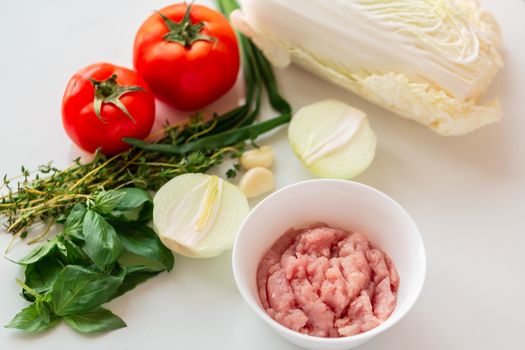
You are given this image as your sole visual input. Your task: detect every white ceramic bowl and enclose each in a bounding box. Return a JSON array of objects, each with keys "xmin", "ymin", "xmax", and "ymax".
[{"xmin": 232, "ymin": 179, "xmax": 426, "ymax": 350}]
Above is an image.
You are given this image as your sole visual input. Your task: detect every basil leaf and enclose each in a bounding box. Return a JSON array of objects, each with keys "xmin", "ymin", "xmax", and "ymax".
[
  {"xmin": 5, "ymin": 305, "xmax": 60, "ymax": 332},
  {"xmin": 113, "ymin": 222, "xmax": 174, "ymax": 271},
  {"xmin": 115, "ymin": 188, "xmax": 152, "ymax": 211},
  {"xmin": 108, "ymin": 188, "xmax": 153, "ymax": 222},
  {"xmin": 110, "ymin": 265, "xmax": 163, "ymax": 300},
  {"xmin": 35, "ymin": 299, "xmax": 51, "ymax": 323},
  {"xmin": 63, "ymin": 203, "xmax": 87, "ymax": 241},
  {"xmin": 15, "ymin": 239, "xmax": 57, "ymax": 265},
  {"xmin": 23, "ymin": 258, "xmax": 64, "ymax": 302},
  {"xmin": 57, "ymin": 238, "xmax": 92, "ymax": 266},
  {"xmin": 64, "ymin": 307, "xmax": 126, "ymax": 333},
  {"xmin": 92, "ymin": 191, "xmax": 125, "ymax": 215},
  {"xmin": 56, "ymin": 240, "xmax": 67, "ymax": 256},
  {"xmin": 83, "ymin": 210, "xmax": 122, "ymax": 271},
  {"xmin": 51, "ymin": 265, "xmax": 123, "ymax": 316}
]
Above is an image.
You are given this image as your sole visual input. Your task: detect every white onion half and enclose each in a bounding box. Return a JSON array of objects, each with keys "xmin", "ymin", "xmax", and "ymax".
[
  {"xmin": 153, "ymin": 174, "xmax": 249, "ymax": 258},
  {"xmin": 288, "ymin": 100, "xmax": 377, "ymax": 179}
]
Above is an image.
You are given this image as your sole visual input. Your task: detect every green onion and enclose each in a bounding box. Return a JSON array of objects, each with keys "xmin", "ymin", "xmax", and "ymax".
[{"xmin": 125, "ymin": 113, "xmax": 291, "ymax": 155}]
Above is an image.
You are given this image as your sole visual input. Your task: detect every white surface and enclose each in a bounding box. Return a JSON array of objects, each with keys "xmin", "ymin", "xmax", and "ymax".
[
  {"xmin": 0, "ymin": 0, "xmax": 524, "ymax": 349},
  {"xmin": 233, "ymin": 179, "xmax": 426, "ymax": 350}
]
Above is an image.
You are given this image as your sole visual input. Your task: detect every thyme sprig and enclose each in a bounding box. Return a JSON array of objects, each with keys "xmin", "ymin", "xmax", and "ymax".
[{"xmin": 0, "ymin": 119, "xmax": 243, "ymax": 237}]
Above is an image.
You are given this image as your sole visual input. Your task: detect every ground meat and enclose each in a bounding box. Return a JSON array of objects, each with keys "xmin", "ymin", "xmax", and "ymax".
[{"xmin": 257, "ymin": 223, "xmax": 399, "ymax": 338}]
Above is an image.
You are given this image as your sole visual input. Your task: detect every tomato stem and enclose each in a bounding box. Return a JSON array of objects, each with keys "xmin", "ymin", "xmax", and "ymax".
[
  {"xmin": 158, "ymin": 3, "xmax": 217, "ymax": 47},
  {"xmin": 88, "ymin": 74, "xmax": 144, "ymax": 124}
]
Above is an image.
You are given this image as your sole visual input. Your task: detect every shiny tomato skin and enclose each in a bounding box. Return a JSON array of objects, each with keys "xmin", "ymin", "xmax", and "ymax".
[
  {"xmin": 62, "ymin": 63, "xmax": 156, "ymax": 155},
  {"xmin": 133, "ymin": 4, "xmax": 240, "ymax": 111}
]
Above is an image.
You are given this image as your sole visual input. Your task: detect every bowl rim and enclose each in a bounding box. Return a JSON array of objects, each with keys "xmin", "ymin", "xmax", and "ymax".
[{"xmin": 232, "ymin": 179, "xmax": 427, "ymax": 344}]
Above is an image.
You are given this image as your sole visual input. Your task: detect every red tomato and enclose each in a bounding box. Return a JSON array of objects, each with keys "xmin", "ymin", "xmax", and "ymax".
[
  {"xmin": 133, "ymin": 3, "xmax": 240, "ymax": 111},
  {"xmin": 62, "ymin": 63, "xmax": 156, "ymax": 155}
]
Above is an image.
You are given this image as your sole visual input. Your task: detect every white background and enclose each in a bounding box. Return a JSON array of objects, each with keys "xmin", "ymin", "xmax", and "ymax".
[{"xmin": 1, "ymin": 0, "xmax": 524, "ymax": 349}]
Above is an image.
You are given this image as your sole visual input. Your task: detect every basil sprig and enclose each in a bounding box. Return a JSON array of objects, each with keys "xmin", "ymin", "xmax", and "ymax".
[{"xmin": 6, "ymin": 188, "xmax": 174, "ymax": 334}]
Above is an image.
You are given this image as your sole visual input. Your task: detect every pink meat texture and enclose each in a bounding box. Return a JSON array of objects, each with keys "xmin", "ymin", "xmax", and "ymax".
[{"xmin": 257, "ymin": 223, "xmax": 399, "ymax": 338}]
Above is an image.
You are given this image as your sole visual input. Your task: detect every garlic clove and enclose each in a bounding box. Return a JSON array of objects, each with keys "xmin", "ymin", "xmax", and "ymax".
[
  {"xmin": 239, "ymin": 167, "xmax": 275, "ymax": 199},
  {"xmin": 240, "ymin": 145, "xmax": 275, "ymax": 170}
]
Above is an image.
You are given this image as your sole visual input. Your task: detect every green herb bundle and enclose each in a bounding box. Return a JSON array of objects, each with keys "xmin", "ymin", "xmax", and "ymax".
[{"xmin": 6, "ymin": 188, "xmax": 174, "ymax": 333}]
